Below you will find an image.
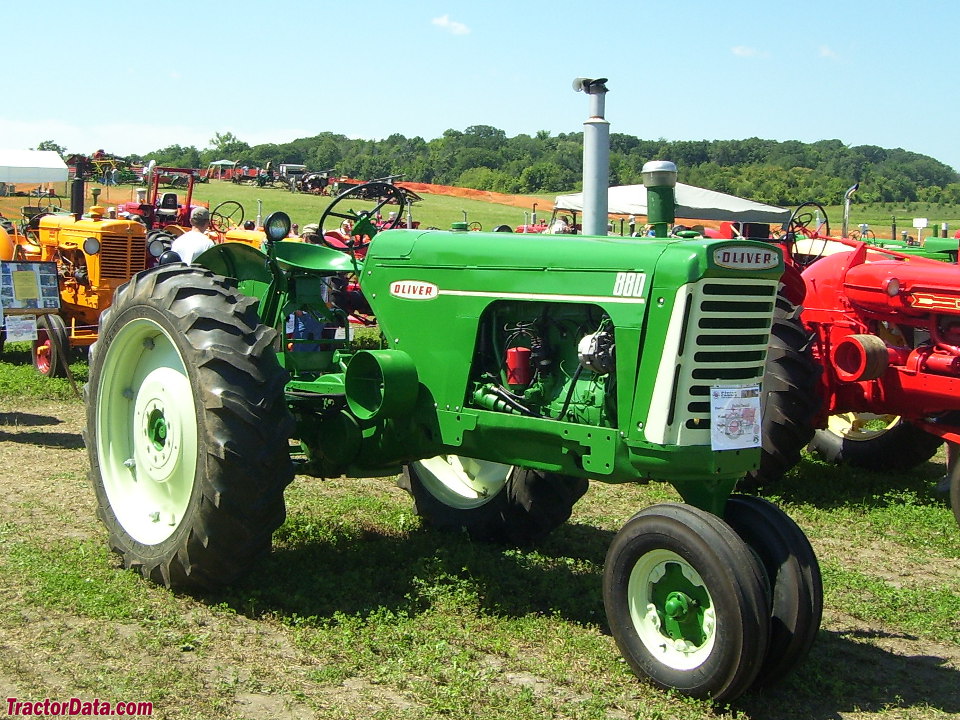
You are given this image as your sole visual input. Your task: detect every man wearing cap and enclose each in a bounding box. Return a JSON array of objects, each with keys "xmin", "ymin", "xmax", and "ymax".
[{"xmin": 171, "ymin": 206, "xmax": 216, "ymax": 264}]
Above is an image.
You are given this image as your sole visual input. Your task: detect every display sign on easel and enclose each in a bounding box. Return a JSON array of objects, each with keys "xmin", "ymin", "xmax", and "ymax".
[
  {"xmin": 0, "ymin": 261, "xmax": 61, "ymax": 311},
  {"xmin": 0, "ymin": 261, "xmax": 61, "ymax": 340},
  {"xmin": 0, "ymin": 261, "xmax": 80, "ymax": 396}
]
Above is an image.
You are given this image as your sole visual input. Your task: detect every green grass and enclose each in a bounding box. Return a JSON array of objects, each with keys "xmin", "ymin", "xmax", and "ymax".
[
  {"xmin": 822, "ymin": 202, "xmax": 960, "ymax": 239},
  {"xmin": 171, "ymin": 180, "xmax": 542, "ymax": 235},
  {"xmin": 4, "ymin": 446, "xmax": 952, "ymax": 719},
  {"xmin": 0, "ymin": 341, "xmax": 86, "ymax": 400},
  {"xmin": 1, "ymin": 327, "xmax": 958, "ymax": 719}
]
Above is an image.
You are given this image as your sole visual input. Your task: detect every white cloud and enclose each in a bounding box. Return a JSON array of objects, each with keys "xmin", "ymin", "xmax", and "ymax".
[
  {"xmin": 732, "ymin": 46, "xmax": 760, "ymax": 58},
  {"xmin": 432, "ymin": 14, "xmax": 470, "ymax": 35},
  {"xmin": 818, "ymin": 45, "xmax": 838, "ymax": 58}
]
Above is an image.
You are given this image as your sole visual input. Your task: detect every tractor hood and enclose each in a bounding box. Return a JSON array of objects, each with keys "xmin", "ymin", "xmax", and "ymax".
[
  {"xmin": 365, "ymin": 228, "xmax": 783, "ymax": 290},
  {"xmin": 39, "ymin": 214, "xmax": 145, "ymax": 237}
]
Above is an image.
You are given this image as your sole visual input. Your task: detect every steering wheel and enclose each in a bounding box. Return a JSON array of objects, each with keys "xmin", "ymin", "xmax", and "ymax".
[
  {"xmin": 210, "ymin": 200, "xmax": 244, "ymax": 233},
  {"xmin": 318, "ymin": 181, "xmax": 406, "ymax": 253},
  {"xmin": 785, "ymin": 201, "xmax": 831, "ymax": 267},
  {"xmin": 786, "ymin": 201, "xmax": 830, "ymax": 239},
  {"xmin": 24, "ymin": 212, "xmax": 50, "ymax": 234},
  {"xmin": 468, "ymin": 221, "xmax": 482, "ymax": 231}
]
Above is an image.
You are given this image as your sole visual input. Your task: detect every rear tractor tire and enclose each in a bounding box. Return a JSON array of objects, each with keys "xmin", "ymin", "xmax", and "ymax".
[
  {"xmin": 399, "ymin": 456, "xmax": 588, "ymax": 544},
  {"xmin": 85, "ymin": 265, "xmax": 295, "ymax": 591},
  {"xmin": 808, "ymin": 414, "xmax": 943, "ymax": 472},
  {"xmin": 747, "ymin": 295, "xmax": 820, "ymax": 486}
]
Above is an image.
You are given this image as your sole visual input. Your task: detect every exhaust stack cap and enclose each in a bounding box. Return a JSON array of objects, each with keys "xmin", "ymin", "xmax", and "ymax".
[
  {"xmin": 642, "ymin": 161, "xmax": 677, "ymax": 189},
  {"xmin": 572, "ymin": 77, "xmax": 609, "ymax": 94}
]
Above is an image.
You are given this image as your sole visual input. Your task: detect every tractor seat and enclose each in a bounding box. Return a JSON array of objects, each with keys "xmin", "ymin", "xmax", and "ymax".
[{"xmin": 155, "ymin": 192, "xmax": 179, "ymax": 222}]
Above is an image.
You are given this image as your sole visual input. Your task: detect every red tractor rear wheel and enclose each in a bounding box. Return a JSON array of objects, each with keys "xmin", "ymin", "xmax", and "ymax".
[{"xmin": 809, "ymin": 415, "xmax": 943, "ymax": 472}]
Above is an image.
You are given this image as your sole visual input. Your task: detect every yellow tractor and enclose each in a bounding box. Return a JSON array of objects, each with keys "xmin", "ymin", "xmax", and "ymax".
[{"xmin": 17, "ymin": 206, "xmax": 161, "ymax": 376}]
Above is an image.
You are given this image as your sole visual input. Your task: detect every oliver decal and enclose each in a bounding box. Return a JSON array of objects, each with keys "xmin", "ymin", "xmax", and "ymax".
[
  {"xmin": 390, "ymin": 280, "xmax": 439, "ymax": 300},
  {"xmin": 713, "ymin": 246, "xmax": 779, "ymax": 270}
]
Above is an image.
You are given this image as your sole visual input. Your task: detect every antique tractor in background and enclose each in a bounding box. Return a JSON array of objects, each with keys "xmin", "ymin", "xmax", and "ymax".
[
  {"xmin": 8, "ymin": 190, "xmax": 263, "ymax": 377},
  {"xmin": 84, "ymin": 178, "xmax": 822, "ymax": 702},
  {"xmin": 118, "ymin": 166, "xmax": 203, "ymax": 229},
  {"xmin": 763, "ymin": 201, "xmax": 960, "ymax": 526},
  {"xmin": 12, "ymin": 207, "xmax": 171, "ymax": 376}
]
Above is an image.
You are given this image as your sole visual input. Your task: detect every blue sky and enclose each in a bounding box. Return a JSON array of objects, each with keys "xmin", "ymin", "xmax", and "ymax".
[{"xmin": 4, "ymin": 0, "xmax": 958, "ymax": 173}]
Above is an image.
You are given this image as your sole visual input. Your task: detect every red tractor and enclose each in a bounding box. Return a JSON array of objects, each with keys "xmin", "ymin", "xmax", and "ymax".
[
  {"xmin": 119, "ymin": 166, "xmax": 204, "ymax": 229},
  {"xmin": 747, "ymin": 202, "xmax": 960, "ymax": 526}
]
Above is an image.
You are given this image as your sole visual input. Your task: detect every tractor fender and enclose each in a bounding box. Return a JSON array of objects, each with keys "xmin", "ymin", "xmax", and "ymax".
[
  {"xmin": 196, "ymin": 242, "xmax": 274, "ymax": 284},
  {"xmin": 779, "ymin": 262, "xmax": 806, "ymax": 307},
  {"xmin": 800, "ymin": 250, "xmax": 856, "ymax": 311}
]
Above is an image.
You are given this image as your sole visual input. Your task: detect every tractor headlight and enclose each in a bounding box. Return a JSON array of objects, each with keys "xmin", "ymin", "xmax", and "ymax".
[
  {"xmin": 263, "ymin": 211, "xmax": 292, "ymax": 243},
  {"xmin": 148, "ymin": 238, "xmax": 168, "ymax": 257},
  {"xmin": 83, "ymin": 236, "xmax": 101, "ymax": 255}
]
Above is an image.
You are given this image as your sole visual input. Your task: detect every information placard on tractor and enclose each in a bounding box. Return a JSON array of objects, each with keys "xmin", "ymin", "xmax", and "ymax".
[{"xmin": 710, "ymin": 384, "xmax": 762, "ymax": 451}]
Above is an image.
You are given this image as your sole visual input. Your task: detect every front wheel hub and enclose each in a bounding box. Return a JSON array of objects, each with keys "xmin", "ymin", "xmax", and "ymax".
[{"xmin": 629, "ymin": 550, "xmax": 716, "ymax": 669}]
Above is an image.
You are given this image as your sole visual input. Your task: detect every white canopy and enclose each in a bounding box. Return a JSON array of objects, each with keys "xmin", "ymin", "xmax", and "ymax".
[
  {"xmin": 554, "ymin": 182, "xmax": 791, "ymax": 224},
  {"xmin": 208, "ymin": 159, "xmax": 236, "ymax": 166},
  {"xmin": 0, "ymin": 149, "xmax": 69, "ymax": 183}
]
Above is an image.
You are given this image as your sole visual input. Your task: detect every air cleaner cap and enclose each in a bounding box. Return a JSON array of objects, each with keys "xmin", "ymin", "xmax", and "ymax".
[{"xmin": 642, "ymin": 161, "xmax": 678, "ymax": 188}]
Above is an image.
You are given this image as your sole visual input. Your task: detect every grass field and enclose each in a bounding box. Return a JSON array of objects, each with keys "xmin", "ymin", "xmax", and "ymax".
[
  {"xmin": 0, "ymin": 341, "xmax": 957, "ymax": 719},
  {"xmin": 0, "ymin": 181, "xmax": 554, "ymax": 237},
  {"xmin": 5, "ymin": 179, "xmax": 959, "ymax": 241}
]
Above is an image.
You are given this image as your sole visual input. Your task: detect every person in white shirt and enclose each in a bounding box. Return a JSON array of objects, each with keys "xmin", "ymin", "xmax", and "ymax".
[{"xmin": 171, "ymin": 206, "xmax": 216, "ymax": 263}]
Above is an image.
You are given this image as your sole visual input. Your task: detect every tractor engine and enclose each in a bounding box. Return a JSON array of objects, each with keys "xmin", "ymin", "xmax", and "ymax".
[
  {"xmin": 309, "ymin": 227, "xmax": 787, "ymax": 490},
  {"xmin": 469, "ymin": 301, "xmax": 616, "ymax": 426}
]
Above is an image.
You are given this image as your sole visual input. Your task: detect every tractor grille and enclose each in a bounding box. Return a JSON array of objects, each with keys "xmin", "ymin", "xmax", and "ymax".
[
  {"xmin": 645, "ymin": 278, "xmax": 777, "ymax": 446},
  {"xmin": 100, "ymin": 235, "xmax": 146, "ymax": 279}
]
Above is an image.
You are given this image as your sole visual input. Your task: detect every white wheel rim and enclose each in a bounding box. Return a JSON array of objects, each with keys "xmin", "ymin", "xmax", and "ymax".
[
  {"xmin": 627, "ymin": 548, "xmax": 717, "ymax": 671},
  {"xmin": 97, "ymin": 317, "xmax": 199, "ymax": 545},
  {"xmin": 413, "ymin": 456, "xmax": 512, "ymax": 510}
]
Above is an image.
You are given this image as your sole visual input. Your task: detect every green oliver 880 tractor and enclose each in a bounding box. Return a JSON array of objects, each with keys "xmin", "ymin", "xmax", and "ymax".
[{"xmin": 84, "ymin": 182, "xmax": 821, "ymax": 702}]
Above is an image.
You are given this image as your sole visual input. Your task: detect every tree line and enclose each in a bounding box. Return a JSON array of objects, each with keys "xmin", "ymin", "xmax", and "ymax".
[{"xmin": 119, "ymin": 127, "xmax": 960, "ymax": 206}]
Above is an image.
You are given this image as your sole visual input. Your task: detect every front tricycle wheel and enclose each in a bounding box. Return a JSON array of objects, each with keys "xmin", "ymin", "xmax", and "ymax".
[
  {"xmin": 85, "ymin": 265, "xmax": 294, "ymax": 590},
  {"xmin": 603, "ymin": 503, "xmax": 769, "ymax": 702}
]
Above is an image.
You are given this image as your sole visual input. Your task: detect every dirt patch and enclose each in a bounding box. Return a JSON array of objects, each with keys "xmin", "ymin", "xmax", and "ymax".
[{"xmin": 397, "ymin": 182, "xmax": 548, "ymax": 210}]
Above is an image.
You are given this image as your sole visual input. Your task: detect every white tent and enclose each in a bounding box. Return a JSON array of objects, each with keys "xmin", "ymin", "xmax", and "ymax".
[
  {"xmin": 554, "ymin": 182, "xmax": 791, "ymax": 224},
  {"xmin": 0, "ymin": 149, "xmax": 69, "ymax": 183}
]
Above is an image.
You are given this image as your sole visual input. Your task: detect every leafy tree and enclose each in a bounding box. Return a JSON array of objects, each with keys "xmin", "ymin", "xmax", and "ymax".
[
  {"xmin": 36, "ymin": 140, "xmax": 67, "ymax": 157},
  {"xmin": 209, "ymin": 131, "xmax": 250, "ymax": 159},
  {"xmin": 131, "ymin": 125, "xmax": 958, "ymax": 206}
]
